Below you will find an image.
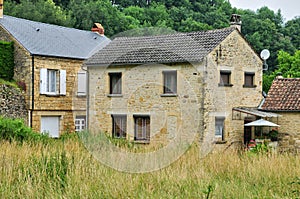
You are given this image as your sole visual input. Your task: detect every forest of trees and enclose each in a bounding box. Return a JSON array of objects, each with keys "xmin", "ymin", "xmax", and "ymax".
[{"xmin": 3, "ymin": 0, "xmax": 300, "ymax": 91}]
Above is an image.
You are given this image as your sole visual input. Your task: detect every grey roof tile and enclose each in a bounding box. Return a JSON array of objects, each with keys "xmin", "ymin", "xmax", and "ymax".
[
  {"xmin": 0, "ymin": 15, "xmax": 110, "ymax": 59},
  {"xmin": 85, "ymin": 27, "xmax": 235, "ymax": 66}
]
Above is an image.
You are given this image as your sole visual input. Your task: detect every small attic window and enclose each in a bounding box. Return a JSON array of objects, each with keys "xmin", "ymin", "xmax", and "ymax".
[{"xmin": 36, "ymin": 28, "xmax": 40, "ymax": 32}]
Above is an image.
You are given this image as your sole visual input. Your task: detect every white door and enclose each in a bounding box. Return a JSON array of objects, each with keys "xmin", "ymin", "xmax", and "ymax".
[{"xmin": 41, "ymin": 116, "xmax": 60, "ymax": 138}]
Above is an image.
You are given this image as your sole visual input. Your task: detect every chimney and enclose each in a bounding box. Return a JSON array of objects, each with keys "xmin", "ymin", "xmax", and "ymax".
[
  {"xmin": 230, "ymin": 14, "xmax": 242, "ymax": 32},
  {"xmin": 91, "ymin": 23, "xmax": 104, "ymax": 36},
  {"xmin": 0, "ymin": 0, "xmax": 3, "ymax": 19}
]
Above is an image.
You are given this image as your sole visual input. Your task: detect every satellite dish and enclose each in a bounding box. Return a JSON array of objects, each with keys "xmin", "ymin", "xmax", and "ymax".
[{"xmin": 260, "ymin": 49, "xmax": 270, "ymax": 60}]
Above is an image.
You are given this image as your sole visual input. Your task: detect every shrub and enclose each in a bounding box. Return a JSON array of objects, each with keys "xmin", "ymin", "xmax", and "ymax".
[{"xmin": 0, "ymin": 116, "xmax": 48, "ymax": 143}]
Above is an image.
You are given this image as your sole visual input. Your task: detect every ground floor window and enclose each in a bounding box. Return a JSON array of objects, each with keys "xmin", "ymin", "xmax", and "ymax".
[
  {"xmin": 215, "ymin": 117, "xmax": 225, "ymax": 140},
  {"xmin": 41, "ymin": 116, "xmax": 60, "ymax": 138},
  {"xmin": 134, "ymin": 115, "xmax": 150, "ymax": 142},
  {"xmin": 75, "ymin": 116, "xmax": 86, "ymax": 132},
  {"xmin": 112, "ymin": 114, "xmax": 127, "ymax": 138}
]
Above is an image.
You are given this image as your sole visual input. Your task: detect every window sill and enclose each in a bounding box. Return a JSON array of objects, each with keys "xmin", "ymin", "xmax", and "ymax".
[
  {"xmin": 215, "ymin": 140, "xmax": 227, "ymax": 144},
  {"xmin": 77, "ymin": 94, "xmax": 86, "ymax": 98},
  {"xmin": 134, "ymin": 140, "xmax": 150, "ymax": 144},
  {"xmin": 160, "ymin": 93, "xmax": 178, "ymax": 97},
  {"xmin": 107, "ymin": 94, "xmax": 123, "ymax": 98},
  {"xmin": 42, "ymin": 93, "xmax": 62, "ymax": 97},
  {"xmin": 243, "ymin": 85, "xmax": 257, "ymax": 88},
  {"xmin": 218, "ymin": 84, "xmax": 233, "ymax": 87}
]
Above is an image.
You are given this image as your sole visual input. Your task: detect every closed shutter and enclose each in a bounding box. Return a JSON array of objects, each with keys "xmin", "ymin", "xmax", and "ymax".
[
  {"xmin": 77, "ymin": 71, "xmax": 87, "ymax": 96},
  {"xmin": 41, "ymin": 116, "xmax": 60, "ymax": 138},
  {"xmin": 40, "ymin": 68, "xmax": 47, "ymax": 94},
  {"xmin": 60, "ymin": 70, "xmax": 66, "ymax": 95}
]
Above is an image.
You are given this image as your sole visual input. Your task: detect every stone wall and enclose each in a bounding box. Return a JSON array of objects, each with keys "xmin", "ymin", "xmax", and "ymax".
[
  {"xmin": 0, "ymin": 84, "xmax": 27, "ymax": 121},
  {"xmin": 276, "ymin": 112, "xmax": 300, "ymax": 152},
  {"xmin": 88, "ymin": 30, "xmax": 263, "ymax": 151}
]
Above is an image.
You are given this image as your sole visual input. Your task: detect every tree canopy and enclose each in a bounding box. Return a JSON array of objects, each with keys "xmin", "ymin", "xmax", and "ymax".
[{"xmin": 3, "ymin": 0, "xmax": 300, "ymax": 90}]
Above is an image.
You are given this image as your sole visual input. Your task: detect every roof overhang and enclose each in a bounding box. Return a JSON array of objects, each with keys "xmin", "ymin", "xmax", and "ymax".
[{"xmin": 233, "ymin": 107, "xmax": 281, "ymax": 118}]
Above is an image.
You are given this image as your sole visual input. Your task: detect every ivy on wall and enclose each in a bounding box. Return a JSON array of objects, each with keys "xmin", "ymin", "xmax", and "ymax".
[{"xmin": 0, "ymin": 41, "xmax": 14, "ymax": 81}]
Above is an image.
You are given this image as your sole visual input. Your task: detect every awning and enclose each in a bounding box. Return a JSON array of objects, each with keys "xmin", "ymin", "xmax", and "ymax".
[
  {"xmin": 244, "ymin": 119, "xmax": 280, "ymax": 127},
  {"xmin": 233, "ymin": 107, "xmax": 280, "ymax": 118}
]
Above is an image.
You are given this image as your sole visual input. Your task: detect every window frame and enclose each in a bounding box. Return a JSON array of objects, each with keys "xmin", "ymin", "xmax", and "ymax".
[
  {"xmin": 109, "ymin": 72, "xmax": 122, "ymax": 95},
  {"xmin": 215, "ymin": 117, "xmax": 225, "ymax": 141},
  {"xmin": 111, "ymin": 114, "xmax": 127, "ymax": 139},
  {"xmin": 40, "ymin": 68, "xmax": 66, "ymax": 96},
  {"xmin": 134, "ymin": 115, "xmax": 150, "ymax": 143},
  {"xmin": 162, "ymin": 70, "xmax": 177, "ymax": 96},
  {"xmin": 219, "ymin": 70, "xmax": 233, "ymax": 87},
  {"xmin": 75, "ymin": 116, "xmax": 86, "ymax": 132},
  {"xmin": 243, "ymin": 72, "xmax": 256, "ymax": 88}
]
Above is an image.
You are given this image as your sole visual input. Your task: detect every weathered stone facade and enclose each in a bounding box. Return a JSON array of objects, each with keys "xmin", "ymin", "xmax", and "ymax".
[
  {"xmin": 275, "ymin": 112, "xmax": 300, "ymax": 152},
  {"xmin": 88, "ymin": 30, "xmax": 263, "ymax": 151},
  {"xmin": 0, "ymin": 84, "xmax": 27, "ymax": 121},
  {"xmin": 0, "ymin": 24, "xmax": 86, "ymax": 136}
]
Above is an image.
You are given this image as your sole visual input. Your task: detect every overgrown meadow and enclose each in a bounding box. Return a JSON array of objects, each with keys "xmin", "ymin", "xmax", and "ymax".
[{"xmin": 0, "ymin": 117, "xmax": 299, "ymax": 198}]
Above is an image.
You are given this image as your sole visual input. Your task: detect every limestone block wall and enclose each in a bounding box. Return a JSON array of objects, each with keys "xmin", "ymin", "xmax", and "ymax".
[
  {"xmin": 203, "ymin": 30, "xmax": 263, "ymax": 150},
  {"xmin": 31, "ymin": 56, "xmax": 86, "ymax": 134},
  {"xmin": 88, "ymin": 63, "xmax": 204, "ymax": 147},
  {"xmin": 276, "ymin": 112, "xmax": 300, "ymax": 152}
]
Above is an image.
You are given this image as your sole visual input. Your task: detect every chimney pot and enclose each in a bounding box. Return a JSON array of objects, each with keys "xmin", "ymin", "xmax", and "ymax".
[
  {"xmin": 91, "ymin": 23, "xmax": 104, "ymax": 36},
  {"xmin": 230, "ymin": 14, "xmax": 242, "ymax": 32},
  {"xmin": 0, "ymin": 0, "xmax": 3, "ymax": 19}
]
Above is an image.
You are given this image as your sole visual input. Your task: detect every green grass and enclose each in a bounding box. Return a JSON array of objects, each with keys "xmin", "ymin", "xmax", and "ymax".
[{"xmin": 0, "ymin": 136, "xmax": 299, "ymax": 198}]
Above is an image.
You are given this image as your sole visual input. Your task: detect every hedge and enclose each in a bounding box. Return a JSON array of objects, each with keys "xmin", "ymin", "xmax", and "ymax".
[{"xmin": 0, "ymin": 40, "xmax": 14, "ymax": 81}]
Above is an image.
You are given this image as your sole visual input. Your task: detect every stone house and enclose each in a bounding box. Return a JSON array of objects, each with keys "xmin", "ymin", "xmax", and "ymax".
[
  {"xmin": 260, "ymin": 77, "xmax": 300, "ymax": 152},
  {"xmin": 0, "ymin": 9, "xmax": 110, "ymax": 137},
  {"xmin": 85, "ymin": 16, "xmax": 267, "ymax": 150}
]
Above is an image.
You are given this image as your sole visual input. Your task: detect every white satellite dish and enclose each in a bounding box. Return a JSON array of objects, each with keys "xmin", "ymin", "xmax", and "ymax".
[{"xmin": 260, "ymin": 49, "xmax": 270, "ymax": 60}]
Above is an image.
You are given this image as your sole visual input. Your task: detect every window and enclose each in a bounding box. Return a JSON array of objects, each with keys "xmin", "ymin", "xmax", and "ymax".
[
  {"xmin": 41, "ymin": 116, "xmax": 60, "ymax": 138},
  {"xmin": 163, "ymin": 70, "xmax": 177, "ymax": 94},
  {"xmin": 243, "ymin": 72, "xmax": 256, "ymax": 87},
  {"xmin": 77, "ymin": 71, "xmax": 87, "ymax": 96},
  {"xmin": 112, "ymin": 115, "xmax": 127, "ymax": 138},
  {"xmin": 109, "ymin": 72, "xmax": 122, "ymax": 95},
  {"xmin": 215, "ymin": 117, "xmax": 225, "ymax": 140},
  {"xmin": 219, "ymin": 71, "xmax": 232, "ymax": 87},
  {"xmin": 75, "ymin": 116, "xmax": 86, "ymax": 132},
  {"xmin": 40, "ymin": 68, "xmax": 66, "ymax": 95},
  {"xmin": 134, "ymin": 115, "xmax": 150, "ymax": 142}
]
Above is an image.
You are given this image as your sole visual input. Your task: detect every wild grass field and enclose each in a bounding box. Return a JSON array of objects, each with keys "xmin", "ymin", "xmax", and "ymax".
[{"xmin": 0, "ymin": 134, "xmax": 299, "ymax": 199}]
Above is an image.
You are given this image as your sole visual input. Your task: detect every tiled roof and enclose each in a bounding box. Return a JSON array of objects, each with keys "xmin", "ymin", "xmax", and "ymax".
[
  {"xmin": 85, "ymin": 27, "xmax": 236, "ymax": 66},
  {"xmin": 0, "ymin": 15, "xmax": 110, "ymax": 59},
  {"xmin": 261, "ymin": 78, "xmax": 300, "ymax": 111}
]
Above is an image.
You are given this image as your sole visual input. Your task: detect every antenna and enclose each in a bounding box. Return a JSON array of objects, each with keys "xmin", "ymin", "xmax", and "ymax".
[{"xmin": 260, "ymin": 49, "xmax": 270, "ymax": 71}]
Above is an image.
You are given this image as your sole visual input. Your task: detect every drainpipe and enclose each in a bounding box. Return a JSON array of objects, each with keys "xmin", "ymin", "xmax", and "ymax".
[
  {"xmin": 81, "ymin": 64, "xmax": 89, "ymax": 130},
  {"xmin": 30, "ymin": 55, "xmax": 34, "ymax": 128}
]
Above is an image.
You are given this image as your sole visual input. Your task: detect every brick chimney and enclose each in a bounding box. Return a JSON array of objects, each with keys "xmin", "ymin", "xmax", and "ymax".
[
  {"xmin": 230, "ymin": 14, "xmax": 242, "ymax": 32},
  {"xmin": 0, "ymin": 0, "xmax": 3, "ymax": 19},
  {"xmin": 91, "ymin": 23, "xmax": 104, "ymax": 36}
]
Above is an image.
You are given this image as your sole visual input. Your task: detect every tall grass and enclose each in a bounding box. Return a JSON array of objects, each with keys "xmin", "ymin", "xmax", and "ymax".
[{"xmin": 0, "ymin": 136, "xmax": 299, "ymax": 198}]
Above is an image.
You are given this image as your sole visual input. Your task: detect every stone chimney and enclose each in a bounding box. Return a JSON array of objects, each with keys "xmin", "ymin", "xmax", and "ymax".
[
  {"xmin": 91, "ymin": 23, "xmax": 104, "ymax": 36},
  {"xmin": 0, "ymin": 0, "xmax": 3, "ymax": 19},
  {"xmin": 230, "ymin": 14, "xmax": 242, "ymax": 32}
]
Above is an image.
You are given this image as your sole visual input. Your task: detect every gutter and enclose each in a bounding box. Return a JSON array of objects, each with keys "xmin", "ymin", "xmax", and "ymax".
[
  {"xmin": 81, "ymin": 64, "xmax": 89, "ymax": 130},
  {"xmin": 30, "ymin": 55, "xmax": 34, "ymax": 128}
]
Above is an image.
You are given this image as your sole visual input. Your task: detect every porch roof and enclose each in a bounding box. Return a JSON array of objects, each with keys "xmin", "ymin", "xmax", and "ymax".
[{"xmin": 233, "ymin": 107, "xmax": 281, "ymax": 118}]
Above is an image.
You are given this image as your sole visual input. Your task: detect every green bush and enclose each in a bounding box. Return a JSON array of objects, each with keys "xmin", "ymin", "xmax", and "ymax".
[
  {"xmin": 0, "ymin": 116, "xmax": 48, "ymax": 143},
  {"xmin": 0, "ymin": 41, "xmax": 14, "ymax": 81}
]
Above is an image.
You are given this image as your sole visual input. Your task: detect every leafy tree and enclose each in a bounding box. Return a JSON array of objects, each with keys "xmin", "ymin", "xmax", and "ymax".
[{"xmin": 284, "ymin": 17, "xmax": 300, "ymax": 50}]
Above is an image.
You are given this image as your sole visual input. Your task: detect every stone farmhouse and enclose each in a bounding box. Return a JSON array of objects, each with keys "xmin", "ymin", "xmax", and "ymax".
[
  {"xmin": 260, "ymin": 77, "xmax": 300, "ymax": 152},
  {"xmin": 85, "ymin": 15, "xmax": 271, "ymax": 150},
  {"xmin": 0, "ymin": 7, "xmax": 110, "ymax": 137}
]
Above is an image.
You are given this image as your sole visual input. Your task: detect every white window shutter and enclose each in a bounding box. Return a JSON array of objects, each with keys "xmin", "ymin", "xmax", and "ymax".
[
  {"xmin": 40, "ymin": 68, "xmax": 47, "ymax": 94},
  {"xmin": 60, "ymin": 70, "xmax": 67, "ymax": 95},
  {"xmin": 77, "ymin": 71, "xmax": 87, "ymax": 96}
]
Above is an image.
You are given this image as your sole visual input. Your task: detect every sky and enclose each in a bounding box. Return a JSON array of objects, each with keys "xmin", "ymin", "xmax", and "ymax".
[{"xmin": 229, "ymin": 0, "xmax": 300, "ymax": 22}]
